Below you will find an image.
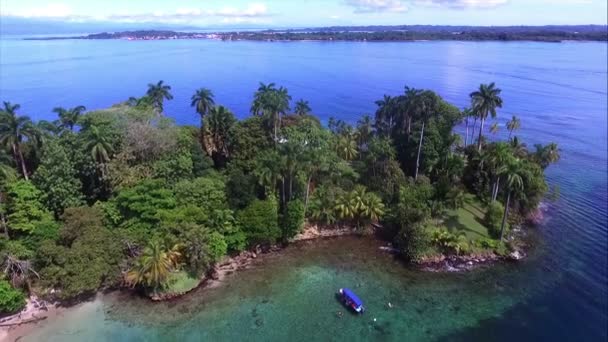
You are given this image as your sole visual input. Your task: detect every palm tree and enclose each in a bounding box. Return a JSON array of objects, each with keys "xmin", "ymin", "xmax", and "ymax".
[
  {"xmin": 470, "ymin": 83, "xmax": 503, "ymax": 151},
  {"xmin": 84, "ymin": 126, "xmax": 113, "ymax": 164},
  {"xmin": 126, "ymin": 241, "xmax": 181, "ymax": 291},
  {"xmin": 533, "ymin": 143, "xmax": 561, "ymax": 169},
  {"xmin": 361, "ymin": 192, "xmax": 385, "ymax": 222},
  {"xmin": 251, "ymin": 83, "xmax": 291, "ymax": 142},
  {"xmin": 414, "ymin": 91, "xmax": 439, "ymax": 180},
  {"xmin": 334, "ymin": 191, "xmax": 357, "ymax": 220},
  {"xmin": 0, "ymin": 102, "xmax": 37, "ymax": 180},
  {"xmin": 374, "ymin": 94, "xmax": 396, "ymax": 136},
  {"xmin": 53, "ymin": 105, "xmax": 86, "ymax": 131},
  {"xmin": 506, "ymin": 115, "xmax": 521, "ymax": 139},
  {"xmin": 499, "ymin": 158, "xmax": 525, "ymax": 240},
  {"xmin": 191, "ymin": 88, "xmax": 215, "ymax": 119},
  {"xmin": 146, "ymin": 80, "xmax": 173, "ymax": 114},
  {"xmin": 202, "ymin": 106, "xmax": 237, "ymax": 167},
  {"xmin": 510, "ymin": 136, "xmax": 528, "ymax": 158},
  {"xmin": 489, "ymin": 122, "xmax": 500, "ymax": 135},
  {"xmin": 294, "ymin": 99, "xmax": 311, "ymax": 115},
  {"xmin": 488, "ymin": 143, "xmax": 512, "ymax": 202},
  {"xmin": 356, "ymin": 115, "xmax": 373, "ymax": 149},
  {"xmin": 402, "ymin": 86, "xmax": 422, "ymax": 138},
  {"xmin": 335, "ymin": 134, "xmax": 358, "ymax": 161},
  {"xmin": 462, "ymin": 107, "xmax": 473, "ymax": 146},
  {"xmin": 469, "ymin": 109, "xmax": 479, "ymax": 147}
]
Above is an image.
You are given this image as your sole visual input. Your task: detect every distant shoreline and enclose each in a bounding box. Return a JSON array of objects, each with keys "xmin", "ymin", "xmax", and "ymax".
[{"xmin": 24, "ymin": 26, "xmax": 608, "ymax": 43}]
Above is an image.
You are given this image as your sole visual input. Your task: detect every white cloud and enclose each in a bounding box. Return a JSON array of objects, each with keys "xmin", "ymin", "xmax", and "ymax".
[
  {"xmin": 345, "ymin": 0, "xmax": 408, "ymax": 13},
  {"xmin": 413, "ymin": 0, "xmax": 509, "ymax": 8},
  {"xmin": 2, "ymin": 2, "xmax": 272, "ymax": 24},
  {"xmin": 4, "ymin": 3, "xmax": 73, "ymax": 18}
]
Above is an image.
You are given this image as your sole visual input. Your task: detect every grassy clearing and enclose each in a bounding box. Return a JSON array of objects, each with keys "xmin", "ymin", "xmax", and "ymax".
[{"xmin": 442, "ymin": 194, "xmax": 490, "ymax": 240}]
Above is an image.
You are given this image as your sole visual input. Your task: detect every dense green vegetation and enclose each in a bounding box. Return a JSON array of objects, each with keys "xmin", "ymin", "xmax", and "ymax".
[{"xmin": 0, "ymin": 80, "xmax": 559, "ymax": 311}]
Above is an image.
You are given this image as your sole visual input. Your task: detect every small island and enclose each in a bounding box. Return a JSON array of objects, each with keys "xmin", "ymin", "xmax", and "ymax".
[
  {"xmin": 25, "ymin": 25, "xmax": 608, "ymax": 42},
  {"xmin": 0, "ymin": 81, "xmax": 559, "ymax": 327}
]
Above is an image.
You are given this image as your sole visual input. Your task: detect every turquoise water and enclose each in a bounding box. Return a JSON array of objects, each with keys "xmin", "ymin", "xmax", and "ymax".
[
  {"xmin": 0, "ymin": 39, "xmax": 606, "ymax": 340},
  {"xmin": 21, "ymin": 237, "xmax": 551, "ymax": 341}
]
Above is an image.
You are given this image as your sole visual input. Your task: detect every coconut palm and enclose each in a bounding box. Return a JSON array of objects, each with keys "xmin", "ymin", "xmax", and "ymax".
[
  {"xmin": 506, "ymin": 115, "xmax": 521, "ymax": 138},
  {"xmin": 335, "ymin": 134, "xmax": 358, "ymax": 161},
  {"xmin": 361, "ymin": 192, "xmax": 385, "ymax": 222},
  {"xmin": 146, "ymin": 80, "xmax": 173, "ymax": 114},
  {"xmin": 53, "ymin": 105, "xmax": 86, "ymax": 131},
  {"xmin": 533, "ymin": 143, "xmax": 561, "ymax": 169},
  {"xmin": 414, "ymin": 90, "xmax": 440, "ymax": 180},
  {"xmin": 499, "ymin": 158, "xmax": 525, "ymax": 240},
  {"xmin": 191, "ymin": 88, "xmax": 215, "ymax": 119},
  {"xmin": 0, "ymin": 102, "xmax": 37, "ymax": 180},
  {"xmin": 334, "ymin": 191, "xmax": 357, "ymax": 220},
  {"xmin": 126, "ymin": 241, "xmax": 181, "ymax": 291},
  {"xmin": 510, "ymin": 136, "xmax": 528, "ymax": 158},
  {"xmin": 84, "ymin": 125, "xmax": 113, "ymax": 164},
  {"xmin": 470, "ymin": 83, "xmax": 503, "ymax": 151},
  {"xmin": 374, "ymin": 94, "xmax": 396, "ymax": 136},
  {"xmin": 294, "ymin": 99, "xmax": 311, "ymax": 115},
  {"xmin": 489, "ymin": 122, "xmax": 500, "ymax": 135},
  {"xmin": 401, "ymin": 86, "xmax": 423, "ymax": 138}
]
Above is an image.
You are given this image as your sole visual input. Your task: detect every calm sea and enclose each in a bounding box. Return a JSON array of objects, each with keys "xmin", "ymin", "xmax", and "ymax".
[{"xmin": 1, "ymin": 38, "xmax": 606, "ymax": 341}]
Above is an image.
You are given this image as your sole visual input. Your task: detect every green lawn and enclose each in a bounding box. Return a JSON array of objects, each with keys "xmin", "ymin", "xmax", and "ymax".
[{"xmin": 442, "ymin": 194, "xmax": 490, "ymax": 240}]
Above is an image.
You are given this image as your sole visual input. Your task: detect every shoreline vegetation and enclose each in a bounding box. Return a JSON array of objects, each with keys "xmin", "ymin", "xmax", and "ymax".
[
  {"xmin": 0, "ymin": 80, "xmax": 559, "ymax": 331},
  {"xmin": 24, "ymin": 25, "xmax": 608, "ymax": 42}
]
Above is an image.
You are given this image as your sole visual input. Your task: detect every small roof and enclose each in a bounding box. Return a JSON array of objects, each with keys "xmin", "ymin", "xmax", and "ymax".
[{"xmin": 342, "ymin": 288, "xmax": 363, "ymax": 307}]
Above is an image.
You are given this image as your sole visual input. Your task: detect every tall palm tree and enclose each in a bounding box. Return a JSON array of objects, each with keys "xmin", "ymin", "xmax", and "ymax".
[
  {"xmin": 84, "ymin": 126, "xmax": 113, "ymax": 164},
  {"xmin": 126, "ymin": 241, "xmax": 181, "ymax": 291},
  {"xmin": 356, "ymin": 115, "xmax": 373, "ymax": 150},
  {"xmin": 506, "ymin": 115, "xmax": 521, "ymax": 139},
  {"xmin": 462, "ymin": 107, "xmax": 473, "ymax": 146},
  {"xmin": 488, "ymin": 143, "xmax": 512, "ymax": 202},
  {"xmin": 251, "ymin": 83, "xmax": 291, "ymax": 142},
  {"xmin": 402, "ymin": 86, "xmax": 422, "ymax": 138},
  {"xmin": 469, "ymin": 109, "xmax": 479, "ymax": 147},
  {"xmin": 294, "ymin": 99, "xmax": 311, "ymax": 115},
  {"xmin": 191, "ymin": 88, "xmax": 215, "ymax": 119},
  {"xmin": 146, "ymin": 80, "xmax": 173, "ymax": 114},
  {"xmin": 499, "ymin": 158, "xmax": 525, "ymax": 240},
  {"xmin": 470, "ymin": 83, "xmax": 503, "ymax": 151},
  {"xmin": 202, "ymin": 106, "xmax": 237, "ymax": 167},
  {"xmin": 53, "ymin": 105, "xmax": 86, "ymax": 131},
  {"xmin": 374, "ymin": 94, "xmax": 396, "ymax": 136},
  {"xmin": 414, "ymin": 91, "xmax": 439, "ymax": 180},
  {"xmin": 0, "ymin": 102, "xmax": 37, "ymax": 180}
]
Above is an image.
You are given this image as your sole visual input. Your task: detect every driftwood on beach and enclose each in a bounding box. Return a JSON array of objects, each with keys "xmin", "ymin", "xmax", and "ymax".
[{"xmin": 0, "ymin": 316, "xmax": 47, "ymax": 327}]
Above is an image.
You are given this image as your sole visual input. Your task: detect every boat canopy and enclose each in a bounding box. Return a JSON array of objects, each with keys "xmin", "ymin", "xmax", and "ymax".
[{"xmin": 342, "ymin": 288, "xmax": 363, "ymax": 307}]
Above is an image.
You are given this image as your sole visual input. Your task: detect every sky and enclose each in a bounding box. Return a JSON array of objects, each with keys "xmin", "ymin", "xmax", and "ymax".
[{"xmin": 1, "ymin": 0, "xmax": 607, "ymax": 29}]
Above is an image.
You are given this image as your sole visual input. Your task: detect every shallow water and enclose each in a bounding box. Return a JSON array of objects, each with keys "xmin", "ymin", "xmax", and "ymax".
[
  {"xmin": 19, "ymin": 237, "xmax": 550, "ymax": 341},
  {"xmin": 0, "ymin": 39, "xmax": 606, "ymax": 341}
]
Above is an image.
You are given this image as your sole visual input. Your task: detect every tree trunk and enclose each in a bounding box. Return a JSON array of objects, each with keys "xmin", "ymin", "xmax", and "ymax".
[
  {"xmin": 477, "ymin": 117, "xmax": 486, "ymax": 151},
  {"xmin": 415, "ymin": 121, "xmax": 425, "ymax": 180},
  {"xmin": 303, "ymin": 175, "xmax": 312, "ymax": 217},
  {"xmin": 471, "ymin": 118, "xmax": 477, "ymax": 147},
  {"xmin": 12, "ymin": 143, "xmax": 28, "ymax": 180},
  {"xmin": 464, "ymin": 118, "xmax": 469, "ymax": 146},
  {"xmin": 493, "ymin": 176, "xmax": 501, "ymax": 202},
  {"xmin": 500, "ymin": 191, "xmax": 511, "ymax": 241},
  {"xmin": 0, "ymin": 210, "xmax": 8, "ymax": 239}
]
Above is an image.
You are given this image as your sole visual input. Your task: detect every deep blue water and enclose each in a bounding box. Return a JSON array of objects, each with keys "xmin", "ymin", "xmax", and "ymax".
[{"xmin": 1, "ymin": 38, "xmax": 607, "ymax": 341}]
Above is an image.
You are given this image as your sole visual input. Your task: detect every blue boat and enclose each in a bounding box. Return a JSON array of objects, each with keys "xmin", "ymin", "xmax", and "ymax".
[{"xmin": 338, "ymin": 288, "xmax": 365, "ymax": 313}]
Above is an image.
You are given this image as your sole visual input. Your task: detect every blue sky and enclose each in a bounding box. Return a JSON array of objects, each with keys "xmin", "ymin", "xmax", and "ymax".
[{"xmin": 1, "ymin": 0, "xmax": 607, "ymax": 27}]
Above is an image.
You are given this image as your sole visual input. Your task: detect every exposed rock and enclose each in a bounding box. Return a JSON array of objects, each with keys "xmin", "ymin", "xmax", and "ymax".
[{"xmin": 508, "ymin": 250, "xmax": 525, "ymax": 261}]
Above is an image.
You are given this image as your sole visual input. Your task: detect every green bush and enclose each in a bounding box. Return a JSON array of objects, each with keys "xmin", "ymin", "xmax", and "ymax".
[
  {"xmin": 485, "ymin": 201, "xmax": 505, "ymax": 239},
  {"xmin": 395, "ymin": 223, "xmax": 429, "ymax": 261},
  {"xmin": 282, "ymin": 200, "xmax": 305, "ymax": 239},
  {"xmin": 238, "ymin": 199, "xmax": 280, "ymax": 246},
  {"xmin": 0, "ymin": 280, "xmax": 26, "ymax": 315}
]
